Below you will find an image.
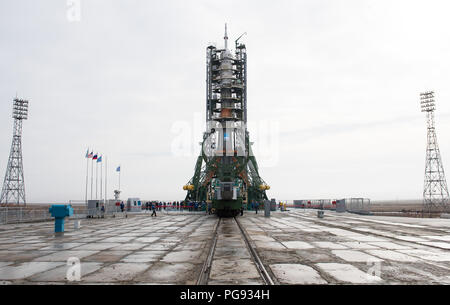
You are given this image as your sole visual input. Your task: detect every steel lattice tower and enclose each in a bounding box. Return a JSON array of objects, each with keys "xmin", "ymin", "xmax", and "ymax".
[
  {"xmin": 420, "ymin": 91, "xmax": 449, "ymax": 213},
  {"xmin": 0, "ymin": 98, "xmax": 29, "ymax": 206}
]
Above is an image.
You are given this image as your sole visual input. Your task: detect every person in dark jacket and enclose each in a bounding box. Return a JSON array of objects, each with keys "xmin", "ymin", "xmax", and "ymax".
[{"xmin": 151, "ymin": 203, "xmax": 157, "ymax": 217}]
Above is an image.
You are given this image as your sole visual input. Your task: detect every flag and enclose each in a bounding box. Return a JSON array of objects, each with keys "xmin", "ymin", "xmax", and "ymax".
[
  {"xmin": 87, "ymin": 151, "xmax": 93, "ymax": 158},
  {"xmin": 97, "ymin": 156, "xmax": 102, "ymax": 163},
  {"xmin": 116, "ymin": 166, "xmax": 120, "ymax": 172},
  {"xmin": 85, "ymin": 149, "xmax": 89, "ymax": 158},
  {"xmin": 93, "ymin": 154, "xmax": 98, "ymax": 160}
]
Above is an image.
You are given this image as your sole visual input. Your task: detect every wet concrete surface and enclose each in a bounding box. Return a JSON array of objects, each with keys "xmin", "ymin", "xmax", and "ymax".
[
  {"xmin": 270, "ymin": 263, "xmax": 327, "ymax": 284},
  {"xmin": 0, "ymin": 209, "xmax": 449, "ymax": 284},
  {"xmin": 240, "ymin": 210, "xmax": 450, "ymax": 284}
]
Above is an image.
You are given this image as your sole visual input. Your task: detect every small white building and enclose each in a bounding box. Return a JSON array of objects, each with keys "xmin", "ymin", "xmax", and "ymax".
[{"xmin": 127, "ymin": 198, "xmax": 142, "ymax": 212}]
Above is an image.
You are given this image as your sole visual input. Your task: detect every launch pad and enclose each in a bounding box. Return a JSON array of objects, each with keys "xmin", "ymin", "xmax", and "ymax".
[{"xmin": 0, "ymin": 210, "xmax": 449, "ymax": 284}]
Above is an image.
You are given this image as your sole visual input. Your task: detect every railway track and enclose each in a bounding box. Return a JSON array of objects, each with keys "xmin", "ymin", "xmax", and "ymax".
[
  {"xmin": 197, "ymin": 217, "xmax": 221, "ymax": 285},
  {"xmin": 197, "ymin": 216, "xmax": 275, "ymax": 285},
  {"xmin": 234, "ymin": 216, "xmax": 275, "ymax": 285}
]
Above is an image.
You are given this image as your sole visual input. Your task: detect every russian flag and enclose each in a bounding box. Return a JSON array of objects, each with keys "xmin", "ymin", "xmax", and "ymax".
[{"xmin": 93, "ymin": 154, "xmax": 98, "ymax": 160}]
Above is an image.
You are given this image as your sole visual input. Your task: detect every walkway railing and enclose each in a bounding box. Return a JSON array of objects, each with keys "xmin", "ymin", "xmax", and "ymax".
[
  {"xmin": 0, "ymin": 207, "xmax": 52, "ymax": 225},
  {"xmin": 0, "ymin": 204, "xmax": 209, "ymax": 225}
]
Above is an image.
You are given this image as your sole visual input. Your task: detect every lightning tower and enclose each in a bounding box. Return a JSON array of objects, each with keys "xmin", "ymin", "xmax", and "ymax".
[
  {"xmin": 183, "ymin": 25, "xmax": 269, "ymax": 216},
  {"xmin": 420, "ymin": 91, "xmax": 449, "ymax": 213},
  {"xmin": 1, "ymin": 98, "xmax": 29, "ymax": 205}
]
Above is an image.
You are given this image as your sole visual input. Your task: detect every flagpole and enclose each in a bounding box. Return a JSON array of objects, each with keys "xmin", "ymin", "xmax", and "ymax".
[
  {"xmin": 96, "ymin": 159, "xmax": 98, "ymax": 200},
  {"xmin": 85, "ymin": 149, "xmax": 88, "ymax": 205},
  {"xmin": 105, "ymin": 156, "xmax": 108, "ymax": 204},
  {"xmin": 100, "ymin": 157, "xmax": 103, "ymax": 203},
  {"xmin": 91, "ymin": 156, "xmax": 93, "ymax": 200}
]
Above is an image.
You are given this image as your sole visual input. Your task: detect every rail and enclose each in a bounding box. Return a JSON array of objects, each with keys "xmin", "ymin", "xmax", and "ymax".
[
  {"xmin": 197, "ymin": 218, "xmax": 221, "ymax": 285},
  {"xmin": 234, "ymin": 217, "xmax": 275, "ymax": 285},
  {"xmin": 197, "ymin": 216, "xmax": 275, "ymax": 285}
]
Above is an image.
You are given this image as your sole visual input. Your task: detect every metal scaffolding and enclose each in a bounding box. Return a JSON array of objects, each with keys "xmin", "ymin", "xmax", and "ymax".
[{"xmin": 184, "ymin": 25, "xmax": 269, "ymax": 216}]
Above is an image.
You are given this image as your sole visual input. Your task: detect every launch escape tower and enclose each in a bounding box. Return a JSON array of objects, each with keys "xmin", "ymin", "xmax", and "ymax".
[
  {"xmin": 1, "ymin": 98, "xmax": 29, "ymax": 205},
  {"xmin": 183, "ymin": 25, "xmax": 269, "ymax": 216},
  {"xmin": 420, "ymin": 91, "xmax": 449, "ymax": 213}
]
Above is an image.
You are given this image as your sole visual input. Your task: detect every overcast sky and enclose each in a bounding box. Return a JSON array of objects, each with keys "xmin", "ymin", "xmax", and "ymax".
[{"xmin": 1, "ymin": 0, "xmax": 450, "ymax": 203}]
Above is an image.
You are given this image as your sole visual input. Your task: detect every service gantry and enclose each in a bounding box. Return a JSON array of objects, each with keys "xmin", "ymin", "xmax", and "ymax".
[{"xmin": 183, "ymin": 25, "xmax": 269, "ymax": 216}]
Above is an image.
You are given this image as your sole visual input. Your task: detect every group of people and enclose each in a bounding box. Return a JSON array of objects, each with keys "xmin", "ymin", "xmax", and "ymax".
[
  {"xmin": 142, "ymin": 201, "xmax": 204, "ymax": 216},
  {"xmin": 142, "ymin": 201, "xmax": 197, "ymax": 211},
  {"xmin": 114, "ymin": 199, "xmax": 271, "ymax": 217},
  {"xmin": 109, "ymin": 199, "xmax": 281, "ymax": 218},
  {"xmin": 114, "ymin": 199, "xmax": 268, "ymax": 214},
  {"xmin": 141, "ymin": 201, "xmax": 212, "ymax": 212},
  {"xmin": 139, "ymin": 200, "xmax": 214, "ymax": 215},
  {"xmin": 184, "ymin": 201, "xmax": 208, "ymax": 212}
]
